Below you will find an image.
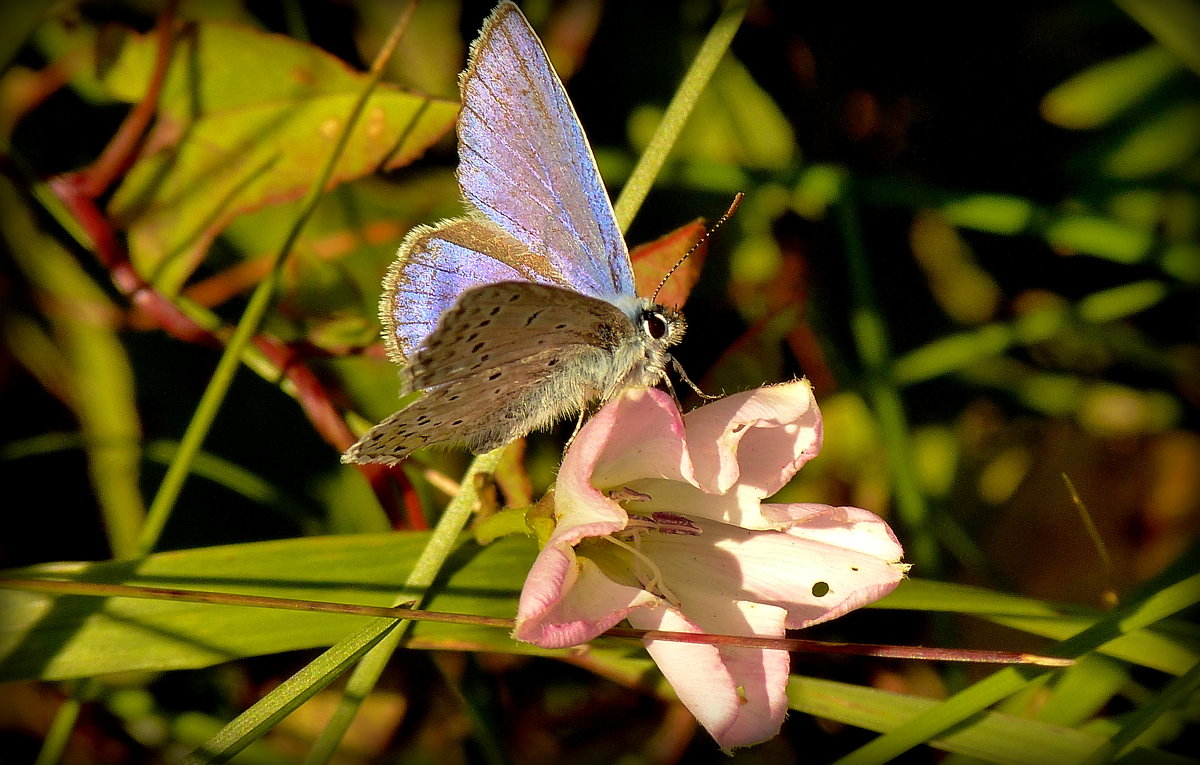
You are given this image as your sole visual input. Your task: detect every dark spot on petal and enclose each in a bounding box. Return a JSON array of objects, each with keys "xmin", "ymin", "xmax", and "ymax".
[
  {"xmin": 547, "ymin": 358, "xmax": 558, "ymax": 367},
  {"xmin": 488, "ymin": 372, "xmax": 502, "ymax": 380},
  {"xmin": 524, "ymin": 310, "xmax": 543, "ymax": 325},
  {"xmin": 478, "ymin": 320, "xmax": 491, "ymax": 327},
  {"xmin": 472, "ymin": 342, "xmax": 485, "ymax": 353},
  {"xmin": 452, "ymin": 419, "xmax": 464, "ymax": 426},
  {"xmin": 811, "ymin": 581, "xmax": 830, "ymax": 598},
  {"xmin": 467, "ymin": 332, "xmax": 479, "ymax": 342},
  {"xmin": 555, "ymin": 323, "xmax": 567, "ymax": 330},
  {"xmin": 489, "ymin": 306, "xmax": 502, "ymax": 316},
  {"xmin": 508, "ymin": 293, "xmax": 521, "ymax": 302},
  {"xmin": 480, "ymin": 354, "xmax": 490, "ymax": 362}
]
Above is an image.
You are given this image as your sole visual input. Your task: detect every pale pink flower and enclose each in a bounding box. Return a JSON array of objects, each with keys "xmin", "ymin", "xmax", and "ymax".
[{"xmin": 513, "ymin": 380, "xmax": 908, "ymax": 750}]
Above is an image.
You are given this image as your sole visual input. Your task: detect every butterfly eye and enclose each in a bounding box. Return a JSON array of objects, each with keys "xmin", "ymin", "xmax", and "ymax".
[{"xmin": 643, "ymin": 312, "xmax": 669, "ymax": 340}]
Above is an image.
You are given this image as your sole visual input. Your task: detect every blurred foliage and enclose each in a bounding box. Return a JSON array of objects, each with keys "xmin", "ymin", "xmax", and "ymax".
[{"xmin": 0, "ymin": 0, "xmax": 1198, "ymax": 763}]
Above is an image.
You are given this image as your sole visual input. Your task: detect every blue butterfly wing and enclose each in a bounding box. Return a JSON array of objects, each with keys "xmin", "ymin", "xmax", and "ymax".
[{"xmin": 456, "ymin": 2, "xmax": 634, "ymax": 300}]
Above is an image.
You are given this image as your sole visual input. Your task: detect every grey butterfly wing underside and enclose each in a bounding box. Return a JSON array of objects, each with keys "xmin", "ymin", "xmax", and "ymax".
[
  {"xmin": 345, "ymin": 282, "xmax": 638, "ymax": 465},
  {"xmin": 381, "ymin": 217, "xmax": 574, "ymax": 364}
]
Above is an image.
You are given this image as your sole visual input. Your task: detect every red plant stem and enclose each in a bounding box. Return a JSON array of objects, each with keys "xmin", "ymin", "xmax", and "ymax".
[
  {"xmin": 50, "ymin": 174, "xmax": 220, "ymax": 347},
  {"xmin": 77, "ymin": 0, "xmax": 180, "ymax": 199},
  {"xmin": 0, "ymin": 577, "xmax": 1074, "ymax": 667}
]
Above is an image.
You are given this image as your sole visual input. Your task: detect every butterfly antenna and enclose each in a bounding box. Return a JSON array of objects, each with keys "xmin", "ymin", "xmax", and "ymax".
[{"xmin": 652, "ymin": 192, "xmax": 744, "ymax": 303}]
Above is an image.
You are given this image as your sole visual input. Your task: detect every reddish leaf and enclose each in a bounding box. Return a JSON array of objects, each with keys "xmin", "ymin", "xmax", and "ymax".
[{"xmin": 631, "ymin": 219, "xmax": 707, "ymax": 309}]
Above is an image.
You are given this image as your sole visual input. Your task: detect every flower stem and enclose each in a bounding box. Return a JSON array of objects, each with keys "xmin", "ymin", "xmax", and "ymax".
[{"xmin": 612, "ymin": 0, "xmax": 750, "ymax": 233}]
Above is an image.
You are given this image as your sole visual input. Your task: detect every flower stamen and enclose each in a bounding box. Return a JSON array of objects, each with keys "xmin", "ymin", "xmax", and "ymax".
[
  {"xmin": 623, "ymin": 512, "xmax": 701, "ymax": 536},
  {"xmin": 603, "ymin": 533, "xmax": 681, "ymax": 606}
]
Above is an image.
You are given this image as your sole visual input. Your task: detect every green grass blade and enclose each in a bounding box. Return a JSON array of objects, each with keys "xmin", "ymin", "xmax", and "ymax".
[
  {"xmin": 302, "ymin": 449, "xmax": 503, "ymax": 764},
  {"xmin": 1081, "ymin": 659, "xmax": 1200, "ymax": 764},
  {"xmin": 790, "ymin": 676, "xmax": 1106, "ymax": 765},
  {"xmin": 179, "ymin": 620, "xmax": 398, "ymax": 765},
  {"xmin": 833, "ymin": 572, "xmax": 1200, "ymax": 765}
]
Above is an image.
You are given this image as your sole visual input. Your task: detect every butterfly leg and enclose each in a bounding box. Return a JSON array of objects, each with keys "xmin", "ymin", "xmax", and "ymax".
[
  {"xmin": 562, "ymin": 408, "xmax": 588, "ymax": 454},
  {"xmin": 671, "ymin": 355, "xmax": 720, "ymax": 400},
  {"xmin": 661, "ymin": 374, "xmax": 684, "ymax": 411}
]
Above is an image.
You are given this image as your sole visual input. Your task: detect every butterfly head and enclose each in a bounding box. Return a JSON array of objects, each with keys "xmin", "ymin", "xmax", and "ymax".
[{"xmin": 638, "ymin": 299, "xmax": 686, "ymax": 352}]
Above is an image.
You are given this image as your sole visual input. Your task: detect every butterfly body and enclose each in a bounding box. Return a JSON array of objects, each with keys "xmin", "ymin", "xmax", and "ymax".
[
  {"xmin": 349, "ymin": 281, "xmax": 682, "ymax": 462},
  {"xmin": 343, "ymin": 3, "xmax": 687, "ymax": 465}
]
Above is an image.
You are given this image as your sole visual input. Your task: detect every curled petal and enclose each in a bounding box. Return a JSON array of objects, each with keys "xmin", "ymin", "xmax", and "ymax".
[
  {"xmin": 552, "ymin": 400, "xmax": 634, "ymax": 546},
  {"xmin": 766, "ymin": 503, "xmax": 908, "ymax": 563},
  {"xmin": 589, "ymin": 388, "xmax": 693, "ymax": 489},
  {"xmin": 514, "ymin": 550, "xmax": 660, "ymax": 648},
  {"xmin": 682, "ymin": 379, "xmax": 823, "ymax": 496}
]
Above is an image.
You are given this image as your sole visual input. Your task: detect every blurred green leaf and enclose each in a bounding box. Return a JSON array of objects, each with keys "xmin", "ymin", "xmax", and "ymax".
[
  {"xmin": 910, "ymin": 211, "xmax": 1002, "ymax": 324},
  {"xmin": 730, "ymin": 231, "xmax": 783, "ymax": 286},
  {"xmin": 1116, "ymin": 0, "xmax": 1200, "ymax": 76},
  {"xmin": 793, "ymin": 163, "xmax": 850, "ymax": 219},
  {"xmin": 893, "ymin": 277, "xmax": 1180, "ymax": 387},
  {"xmin": 0, "ymin": 0, "xmax": 57, "ymax": 73},
  {"xmin": 1041, "ymin": 45, "xmax": 1180, "ymax": 130},
  {"xmin": 960, "ymin": 359, "xmax": 1181, "ymax": 435},
  {"xmin": 1162, "ymin": 243, "xmax": 1200, "ymax": 282},
  {"xmin": 1046, "ymin": 214, "xmax": 1154, "ymax": 263},
  {"xmin": 628, "ymin": 56, "xmax": 794, "ymax": 170},
  {"xmin": 1036, "ymin": 654, "xmax": 1129, "ymax": 727},
  {"xmin": 1104, "ymin": 102, "xmax": 1200, "ymax": 179},
  {"xmin": 96, "ymin": 20, "xmax": 458, "ymax": 293},
  {"xmin": 1078, "ymin": 280, "xmax": 1170, "ymax": 323},
  {"xmin": 911, "ymin": 425, "xmax": 958, "ymax": 499},
  {"xmin": 940, "ymin": 194, "xmax": 1035, "ymax": 236},
  {"xmin": 0, "ymin": 180, "xmax": 144, "ymax": 558},
  {"xmin": 357, "ymin": 0, "xmax": 464, "ymax": 98}
]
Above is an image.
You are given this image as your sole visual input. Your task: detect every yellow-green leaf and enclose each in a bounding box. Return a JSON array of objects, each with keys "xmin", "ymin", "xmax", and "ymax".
[
  {"xmin": 1041, "ymin": 45, "xmax": 1180, "ymax": 130},
  {"xmin": 101, "ymin": 21, "xmax": 458, "ymax": 293}
]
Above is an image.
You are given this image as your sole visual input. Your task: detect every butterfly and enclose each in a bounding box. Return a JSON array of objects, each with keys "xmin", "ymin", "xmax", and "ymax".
[{"xmin": 343, "ymin": 1, "xmax": 688, "ymax": 465}]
